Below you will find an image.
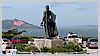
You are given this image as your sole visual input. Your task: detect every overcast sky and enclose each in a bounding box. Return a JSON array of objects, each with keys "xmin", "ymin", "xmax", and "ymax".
[
  {"xmin": 3, "ymin": 0, "xmax": 97, "ymax": 3},
  {"xmin": 2, "ymin": 0, "xmax": 98, "ymax": 28}
]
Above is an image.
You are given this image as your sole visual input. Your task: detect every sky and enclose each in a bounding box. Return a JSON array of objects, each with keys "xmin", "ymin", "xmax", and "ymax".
[
  {"xmin": 3, "ymin": 0, "xmax": 97, "ymax": 3},
  {"xmin": 2, "ymin": 0, "xmax": 98, "ymax": 28}
]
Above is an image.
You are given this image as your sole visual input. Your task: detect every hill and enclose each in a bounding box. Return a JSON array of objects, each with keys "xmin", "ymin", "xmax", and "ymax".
[
  {"xmin": 2, "ymin": 19, "xmax": 98, "ymax": 37},
  {"xmin": 66, "ymin": 25, "xmax": 98, "ymax": 29},
  {"xmin": 2, "ymin": 19, "xmax": 42, "ymax": 29}
]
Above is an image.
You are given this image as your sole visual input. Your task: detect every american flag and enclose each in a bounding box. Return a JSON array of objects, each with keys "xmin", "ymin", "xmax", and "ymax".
[{"xmin": 13, "ymin": 19, "xmax": 24, "ymax": 26}]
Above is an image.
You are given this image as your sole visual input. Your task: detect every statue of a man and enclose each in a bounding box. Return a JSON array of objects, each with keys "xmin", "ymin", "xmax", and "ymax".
[{"xmin": 40, "ymin": 5, "xmax": 59, "ymax": 38}]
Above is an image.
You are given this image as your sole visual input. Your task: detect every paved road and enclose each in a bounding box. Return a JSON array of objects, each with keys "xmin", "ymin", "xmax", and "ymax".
[
  {"xmin": 12, "ymin": 52, "xmax": 98, "ymax": 56},
  {"xmin": 3, "ymin": 47, "xmax": 98, "ymax": 56},
  {"xmin": 5, "ymin": 52, "xmax": 99, "ymax": 56},
  {"xmin": 86, "ymin": 48, "xmax": 98, "ymax": 54}
]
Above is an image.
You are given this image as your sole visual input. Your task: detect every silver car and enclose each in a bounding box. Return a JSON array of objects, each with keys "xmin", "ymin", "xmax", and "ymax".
[{"xmin": 87, "ymin": 38, "xmax": 98, "ymax": 48}]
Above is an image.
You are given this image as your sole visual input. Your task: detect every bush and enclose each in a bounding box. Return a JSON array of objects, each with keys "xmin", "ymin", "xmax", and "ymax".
[
  {"xmin": 20, "ymin": 36, "xmax": 33, "ymax": 41},
  {"xmin": 16, "ymin": 42, "xmax": 83, "ymax": 52},
  {"xmin": 40, "ymin": 42, "xmax": 83, "ymax": 52},
  {"xmin": 16, "ymin": 45, "xmax": 39, "ymax": 52},
  {"xmin": 16, "ymin": 45, "xmax": 25, "ymax": 52},
  {"xmin": 52, "ymin": 47, "xmax": 63, "ymax": 52},
  {"xmin": 63, "ymin": 42, "xmax": 83, "ymax": 52},
  {"xmin": 41, "ymin": 47, "xmax": 50, "ymax": 52},
  {"xmin": 2, "ymin": 34, "xmax": 14, "ymax": 39}
]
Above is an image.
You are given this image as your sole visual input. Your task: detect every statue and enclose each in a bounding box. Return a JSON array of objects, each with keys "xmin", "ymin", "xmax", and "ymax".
[{"xmin": 40, "ymin": 5, "xmax": 59, "ymax": 38}]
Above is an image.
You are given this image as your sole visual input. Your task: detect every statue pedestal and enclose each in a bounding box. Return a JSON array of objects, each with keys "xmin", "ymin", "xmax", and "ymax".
[{"xmin": 34, "ymin": 38, "xmax": 64, "ymax": 48}]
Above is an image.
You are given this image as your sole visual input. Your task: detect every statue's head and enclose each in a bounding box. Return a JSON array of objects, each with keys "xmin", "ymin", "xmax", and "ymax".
[{"xmin": 45, "ymin": 5, "xmax": 49, "ymax": 10}]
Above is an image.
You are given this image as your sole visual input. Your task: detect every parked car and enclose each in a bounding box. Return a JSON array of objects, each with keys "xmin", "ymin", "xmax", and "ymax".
[
  {"xmin": 2, "ymin": 38, "xmax": 17, "ymax": 54},
  {"xmin": 2, "ymin": 38, "xmax": 13, "ymax": 49},
  {"xmin": 87, "ymin": 38, "xmax": 98, "ymax": 48},
  {"xmin": 66, "ymin": 32, "xmax": 82, "ymax": 44},
  {"xmin": 10, "ymin": 37, "xmax": 28, "ymax": 44}
]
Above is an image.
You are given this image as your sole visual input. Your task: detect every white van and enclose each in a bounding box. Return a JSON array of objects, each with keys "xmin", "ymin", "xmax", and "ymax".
[{"xmin": 66, "ymin": 32, "xmax": 82, "ymax": 44}]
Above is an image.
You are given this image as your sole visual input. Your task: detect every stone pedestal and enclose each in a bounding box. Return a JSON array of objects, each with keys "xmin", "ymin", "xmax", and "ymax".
[{"xmin": 34, "ymin": 38, "xmax": 64, "ymax": 48}]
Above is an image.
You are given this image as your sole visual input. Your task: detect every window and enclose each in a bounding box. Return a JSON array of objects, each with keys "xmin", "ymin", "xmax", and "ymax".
[{"xmin": 89, "ymin": 39, "xmax": 98, "ymax": 42}]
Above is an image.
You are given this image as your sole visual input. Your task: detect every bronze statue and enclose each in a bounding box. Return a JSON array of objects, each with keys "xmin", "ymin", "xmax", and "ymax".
[{"xmin": 41, "ymin": 5, "xmax": 59, "ymax": 38}]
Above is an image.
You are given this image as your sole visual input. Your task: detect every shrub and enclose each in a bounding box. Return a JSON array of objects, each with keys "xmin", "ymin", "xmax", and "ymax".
[
  {"xmin": 63, "ymin": 42, "xmax": 83, "ymax": 52},
  {"xmin": 2, "ymin": 34, "xmax": 14, "ymax": 39},
  {"xmin": 16, "ymin": 45, "xmax": 25, "ymax": 52},
  {"xmin": 20, "ymin": 36, "xmax": 33, "ymax": 41},
  {"xmin": 16, "ymin": 45, "xmax": 39, "ymax": 52},
  {"xmin": 52, "ymin": 47, "xmax": 63, "ymax": 52},
  {"xmin": 41, "ymin": 47, "xmax": 50, "ymax": 52}
]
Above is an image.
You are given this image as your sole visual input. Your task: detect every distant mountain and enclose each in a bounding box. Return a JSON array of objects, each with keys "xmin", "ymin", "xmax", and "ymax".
[
  {"xmin": 2, "ymin": 19, "xmax": 42, "ymax": 29},
  {"xmin": 2, "ymin": 19, "xmax": 98, "ymax": 37},
  {"xmin": 66, "ymin": 25, "xmax": 98, "ymax": 28}
]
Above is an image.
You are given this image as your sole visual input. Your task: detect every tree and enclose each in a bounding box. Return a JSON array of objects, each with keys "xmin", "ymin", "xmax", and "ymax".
[{"xmin": 2, "ymin": 28, "xmax": 26, "ymax": 39}]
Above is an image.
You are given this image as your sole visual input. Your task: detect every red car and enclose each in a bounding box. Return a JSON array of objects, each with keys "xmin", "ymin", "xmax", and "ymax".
[{"xmin": 10, "ymin": 37, "xmax": 28, "ymax": 44}]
